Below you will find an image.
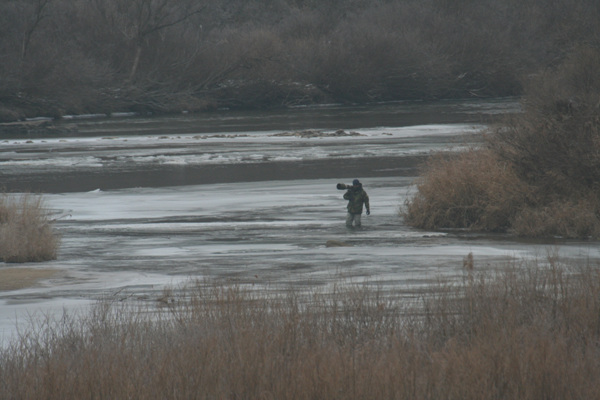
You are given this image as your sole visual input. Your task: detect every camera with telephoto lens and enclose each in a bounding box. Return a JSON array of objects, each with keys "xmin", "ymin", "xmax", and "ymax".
[{"xmin": 336, "ymin": 183, "xmax": 352, "ymax": 190}]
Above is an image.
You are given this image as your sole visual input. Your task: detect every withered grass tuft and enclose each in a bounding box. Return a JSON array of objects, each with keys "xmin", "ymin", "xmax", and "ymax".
[
  {"xmin": 0, "ymin": 194, "xmax": 60, "ymax": 263},
  {"xmin": 1, "ymin": 258, "xmax": 600, "ymax": 399}
]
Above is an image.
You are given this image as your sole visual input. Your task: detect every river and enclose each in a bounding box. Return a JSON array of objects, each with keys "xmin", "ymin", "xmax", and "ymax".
[{"xmin": 1, "ymin": 98, "xmax": 598, "ymax": 344}]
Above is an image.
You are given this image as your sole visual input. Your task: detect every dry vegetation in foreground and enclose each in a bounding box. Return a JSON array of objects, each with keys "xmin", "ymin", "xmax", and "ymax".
[
  {"xmin": 0, "ymin": 194, "xmax": 60, "ymax": 263},
  {"xmin": 1, "ymin": 257, "xmax": 600, "ymax": 399},
  {"xmin": 404, "ymin": 46, "xmax": 600, "ymax": 239}
]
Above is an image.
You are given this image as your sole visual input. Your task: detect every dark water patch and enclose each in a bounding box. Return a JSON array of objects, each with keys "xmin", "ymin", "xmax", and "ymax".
[
  {"xmin": 1, "ymin": 155, "xmax": 427, "ymax": 193},
  {"xmin": 43, "ymin": 98, "xmax": 519, "ymax": 139}
]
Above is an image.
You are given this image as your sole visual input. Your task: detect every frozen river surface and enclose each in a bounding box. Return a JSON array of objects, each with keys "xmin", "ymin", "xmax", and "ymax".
[{"xmin": 1, "ymin": 99, "xmax": 599, "ymax": 343}]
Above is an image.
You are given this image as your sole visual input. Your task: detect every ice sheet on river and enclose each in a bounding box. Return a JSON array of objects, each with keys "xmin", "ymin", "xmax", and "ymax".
[{"xmin": 0, "ymin": 124, "xmax": 479, "ymax": 171}]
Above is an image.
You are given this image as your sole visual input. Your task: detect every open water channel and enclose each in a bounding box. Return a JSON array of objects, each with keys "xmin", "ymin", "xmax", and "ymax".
[{"xmin": 1, "ymin": 98, "xmax": 599, "ymax": 344}]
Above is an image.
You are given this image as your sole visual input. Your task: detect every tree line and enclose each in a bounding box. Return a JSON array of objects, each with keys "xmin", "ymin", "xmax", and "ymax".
[{"xmin": 1, "ymin": 0, "xmax": 599, "ymax": 121}]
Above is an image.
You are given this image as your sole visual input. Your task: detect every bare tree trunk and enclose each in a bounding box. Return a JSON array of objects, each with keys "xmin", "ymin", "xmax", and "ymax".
[
  {"xmin": 20, "ymin": 0, "xmax": 52, "ymax": 60},
  {"xmin": 110, "ymin": 0, "xmax": 204, "ymax": 82},
  {"xmin": 129, "ymin": 45, "xmax": 143, "ymax": 81}
]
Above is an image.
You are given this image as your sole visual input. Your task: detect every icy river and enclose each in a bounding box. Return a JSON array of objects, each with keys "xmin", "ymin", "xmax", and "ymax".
[{"xmin": 1, "ymin": 98, "xmax": 599, "ymax": 344}]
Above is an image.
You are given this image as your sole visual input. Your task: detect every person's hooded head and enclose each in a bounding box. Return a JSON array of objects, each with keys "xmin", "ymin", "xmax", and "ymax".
[{"xmin": 352, "ymin": 179, "xmax": 361, "ymax": 187}]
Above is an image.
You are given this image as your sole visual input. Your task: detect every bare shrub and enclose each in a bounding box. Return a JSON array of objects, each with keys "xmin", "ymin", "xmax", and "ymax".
[
  {"xmin": 490, "ymin": 46, "xmax": 600, "ymax": 200},
  {"xmin": 406, "ymin": 46, "xmax": 600, "ymax": 238},
  {"xmin": 0, "ymin": 194, "xmax": 59, "ymax": 263}
]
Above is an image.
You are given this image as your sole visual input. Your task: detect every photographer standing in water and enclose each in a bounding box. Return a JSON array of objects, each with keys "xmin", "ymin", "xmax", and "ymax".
[{"xmin": 339, "ymin": 179, "xmax": 370, "ymax": 228}]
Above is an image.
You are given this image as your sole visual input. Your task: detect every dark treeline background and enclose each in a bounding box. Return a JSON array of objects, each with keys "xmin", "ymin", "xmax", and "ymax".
[{"xmin": 1, "ymin": 0, "xmax": 599, "ymax": 121}]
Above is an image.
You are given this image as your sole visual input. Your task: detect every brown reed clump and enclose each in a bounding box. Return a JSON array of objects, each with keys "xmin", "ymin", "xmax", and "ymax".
[
  {"xmin": 1, "ymin": 258, "xmax": 600, "ymax": 399},
  {"xmin": 403, "ymin": 148, "xmax": 527, "ymax": 232},
  {"xmin": 0, "ymin": 194, "xmax": 60, "ymax": 263}
]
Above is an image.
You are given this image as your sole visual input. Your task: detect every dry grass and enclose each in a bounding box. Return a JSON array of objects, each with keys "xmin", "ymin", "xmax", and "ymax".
[
  {"xmin": 0, "ymin": 194, "xmax": 60, "ymax": 263},
  {"xmin": 1, "ymin": 257, "xmax": 600, "ymax": 399},
  {"xmin": 403, "ymin": 148, "xmax": 526, "ymax": 232},
  {"xmin": 512, "ymin": 198, "xmax": 600, "ymax": 239}
]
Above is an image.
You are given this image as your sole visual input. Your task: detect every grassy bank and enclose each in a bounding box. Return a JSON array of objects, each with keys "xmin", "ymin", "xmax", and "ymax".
[
  {"xmin": 0, "ymin": 194, "xmax": 59, "ymax": 263},
  {"xmin": 1, "ymin": 258, "xmax": 599, "ymax": 399},
  {"xmin": 405, "ymin": 46, "xmax": 600, "ymax": 238}
]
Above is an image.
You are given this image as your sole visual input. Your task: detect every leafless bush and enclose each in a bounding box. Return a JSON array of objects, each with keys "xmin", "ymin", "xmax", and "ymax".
[
  {"xmin": 406, "ymin": 46, "xmax": 600, "ymax": 238},
  {"xmin": 0, "ymin": 194, "xmax": 59, "ymax": 263}
]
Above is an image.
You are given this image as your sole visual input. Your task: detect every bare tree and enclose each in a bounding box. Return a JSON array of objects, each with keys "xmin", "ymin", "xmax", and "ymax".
[
  {"xmin": 4, "ymin": 0, "xmax": 54, "ymax": 60},
  {"xmin": 91, "ymin": 0, "xmax": 205, "ymax": 81}
]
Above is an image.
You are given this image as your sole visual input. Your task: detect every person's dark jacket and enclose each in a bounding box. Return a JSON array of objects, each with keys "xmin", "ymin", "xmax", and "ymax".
[{"xmin": 343, "ymin": 184, "xmax": 370, "ymax": 215}]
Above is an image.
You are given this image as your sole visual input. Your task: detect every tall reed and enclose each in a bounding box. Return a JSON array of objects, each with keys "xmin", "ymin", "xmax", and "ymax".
[
  {"xmin": 0, "ymin": 194, "xmax": 60, "ymax": 262},
  {"xmin": 1, "ymin": 257, "xmax": 599, "ymax": 399},
  {"xmin": 403, "ymin": 148, "xmax": 527, "ymax": 232}
]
